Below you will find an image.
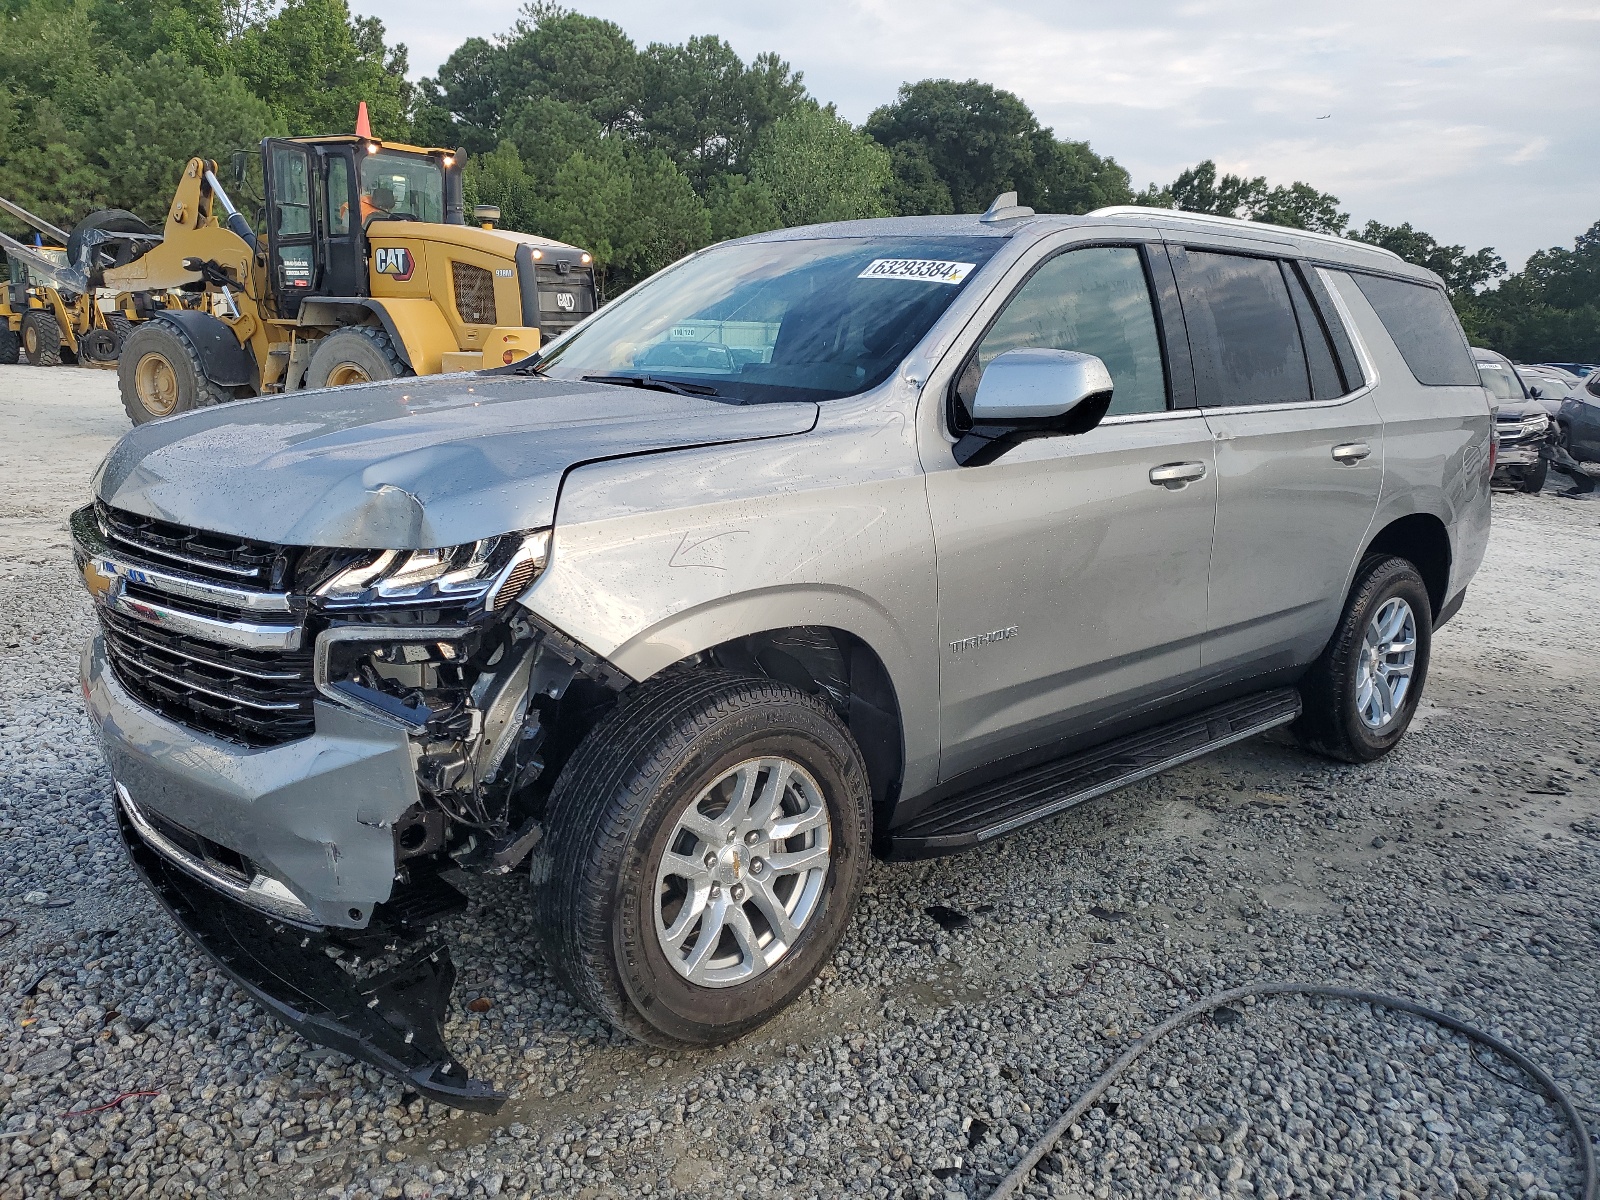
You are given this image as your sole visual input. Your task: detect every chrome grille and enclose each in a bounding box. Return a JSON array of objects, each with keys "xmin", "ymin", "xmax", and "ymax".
[
  {"xmin": 100, "ymin": 607, "xmax": 316, "ymax": 745},
  {"xmin": 97, "ymin": 501, "xmax": 284, "ymax": 587}
]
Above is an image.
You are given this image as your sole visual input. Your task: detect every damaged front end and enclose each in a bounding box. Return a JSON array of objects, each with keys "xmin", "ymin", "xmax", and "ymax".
[{"xmin": 74, "ymin": 502, "xmax": 627, "ymax": 1111}]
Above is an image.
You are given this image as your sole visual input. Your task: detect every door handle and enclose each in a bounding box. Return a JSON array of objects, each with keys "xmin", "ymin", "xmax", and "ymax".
[
  {"xmin": 1332, "ymin": 442, "xmax": 1372, "ymax": 463},
  {"xmin": 1149, "ymin": 461, "xmax": 1207, "ymax": 488}
]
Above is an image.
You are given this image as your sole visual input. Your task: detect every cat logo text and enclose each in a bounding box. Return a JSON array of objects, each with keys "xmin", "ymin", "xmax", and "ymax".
[{"xmin": 373, "ymin": 247, "xmax": 414, "ymax": 282}]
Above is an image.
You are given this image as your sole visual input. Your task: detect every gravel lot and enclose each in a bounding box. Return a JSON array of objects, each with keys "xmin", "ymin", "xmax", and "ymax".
[{"xmin": 2, "ymin": 364, "xmax": 1597, "ymax": 1200}]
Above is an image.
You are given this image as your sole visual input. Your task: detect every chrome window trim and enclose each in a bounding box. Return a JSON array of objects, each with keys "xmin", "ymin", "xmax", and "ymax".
[{"xmin": 116, "ymin": 782, "xmax": 316, "ymax": 924}]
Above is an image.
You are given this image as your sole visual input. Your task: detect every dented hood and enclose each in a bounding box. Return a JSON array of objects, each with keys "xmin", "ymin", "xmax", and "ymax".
[{"xmin": 94, "ymin": 374, "xmax": 818, "ymax": 548}]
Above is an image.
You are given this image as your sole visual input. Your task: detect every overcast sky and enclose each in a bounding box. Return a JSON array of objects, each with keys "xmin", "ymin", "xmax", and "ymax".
[{"xmin": 372, "ymin": 0, "xmax": 1598, "ymax": 271}]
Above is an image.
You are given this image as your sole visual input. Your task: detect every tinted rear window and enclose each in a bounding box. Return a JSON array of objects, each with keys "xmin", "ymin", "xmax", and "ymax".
[
  {"xmin": 1352, "ymin": 274, "xmax": 1476, "ymax": 386},
  {"xmin": 1175, "ymin": 249, "xmax": 1310, "ymax": 407}
]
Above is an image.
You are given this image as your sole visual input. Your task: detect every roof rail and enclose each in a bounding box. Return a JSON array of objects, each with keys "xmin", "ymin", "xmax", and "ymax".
[{"xmin": 1086, "ymin": 205, "xmax": 1403, "ymax": 261}]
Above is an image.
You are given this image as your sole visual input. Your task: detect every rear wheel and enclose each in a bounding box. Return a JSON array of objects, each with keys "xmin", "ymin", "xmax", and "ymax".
[
  {"xmin": 21, "ymin": 310, "xmax": 63, "ymax": 366},
  {"xmin": 304, "ymin": 326, "xmax": 409, "ymax": 390},
  {"xmin": 117, "ymin": 321, "xmax": 231, "ymax": 424},
  {"xmin": 532, "ymin": 670, "xmax": 871, "ymax": 1047},
  {"xmin": 0, "ymin": 325, "xmax": 18, "ymax": 365},
  {"xmin": 1293, "ymin": 555, "xmax": 1433, "ymax": 763}
]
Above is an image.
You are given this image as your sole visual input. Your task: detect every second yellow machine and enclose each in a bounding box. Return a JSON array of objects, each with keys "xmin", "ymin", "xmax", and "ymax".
[{"xmin": 105, "ymin": 130, "xmax": 597, "ymax": 423}]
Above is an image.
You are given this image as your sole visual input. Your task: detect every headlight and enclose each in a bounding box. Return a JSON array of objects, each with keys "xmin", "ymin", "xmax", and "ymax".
[
  {"xmin": 316, "ymin": 530, "xmax": 549, "ymax": 610},
  {"xmin": 1523, "ymin": 414, "xmax": 1550, "ymax": 436}
]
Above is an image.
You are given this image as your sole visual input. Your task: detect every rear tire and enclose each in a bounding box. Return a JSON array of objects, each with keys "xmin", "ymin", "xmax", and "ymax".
[
  {"xmin": 117, "ymin": 320, "xmax": 230, "ymax": 424},
  {"xmin": 0, "ymin": 325, "xmax": 18, "ymax": 365},
  {"xmin": 1515, "ymin": 458, "xmax": 1548, "ymax": 493},
  {"xmin": 1293, "ymin": 555, "xmax": 1432, "ymax": 764},
  {"xmin": 21, "ymin": 310, "xmax": 63, "ymax": 366},
  {"xmin": 304, "ymin": 326, "xmax": 409, "ymax": 390},
  {"xmin": 531, "ymin": 670, "xmax": 871, "ymax": 1048}
]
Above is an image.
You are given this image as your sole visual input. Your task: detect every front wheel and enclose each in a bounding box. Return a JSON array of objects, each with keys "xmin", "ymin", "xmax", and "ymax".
[
  {"xmin": 0, "ymin": 324, "xmax": 17, "ymax": 365},
  {"xmin": 21, "ymin": 310, "xmax": 63, "ymax": 366},
  {"xmin": 116, "ymin": 321, "xmax": 232, "ymax": 424},
  {"xmin": 303, "ymin": 326, "xmax": 409, "ymax": 390},
  {"xmin": 1293, "ymin": 555, "xmax": 1433, "ymax": 763},
  {"xmin": 531, "ymin": 671, "xmax": 871, "ymax": 1047},
  {"xmin": 1515, "ymin": 457, "xmax": 1549, "ymax": 493}
]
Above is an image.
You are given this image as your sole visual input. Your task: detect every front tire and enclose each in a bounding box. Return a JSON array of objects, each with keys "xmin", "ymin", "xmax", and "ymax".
[
  {"xmin": 117, "ymin": 321, "xmax": 231, "ymax": 424},
  {"xmin": 304, "ymin": 326, "xmax": 409, "ymax": 389},
  {"xmin": 532, "ymin": 670, "xmax": 871, "ymax": 1047},
  {"xmin": 1293, "ymin": 555, "xmax": 1433, "ymax": 763},
  {"xmin": 1515, "ymin": 457, "xmax": 1548, "ymax": 493},
  {"xmin": 0, "ymin": 324, "xmax": 17, "ymax": 365},
  {"xmin": 21, "ymin": 310, "xmax": 63, "ymax": 366}
]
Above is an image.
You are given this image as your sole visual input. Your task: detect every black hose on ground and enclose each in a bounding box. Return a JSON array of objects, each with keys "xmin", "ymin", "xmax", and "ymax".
[{"xmin": 985, "ymin": 982, "xmax": 1597, "ymax": 1200}]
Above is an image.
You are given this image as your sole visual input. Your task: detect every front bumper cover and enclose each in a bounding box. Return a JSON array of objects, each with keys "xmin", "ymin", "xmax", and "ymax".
[{"xmin": 117, "ymin": 797, "xmax": 507, "ymax": 1112}]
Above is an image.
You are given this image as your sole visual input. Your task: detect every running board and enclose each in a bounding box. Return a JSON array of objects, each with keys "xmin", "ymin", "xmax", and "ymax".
[{"xmin": 887, "ymin": 688, "xmax": 1301, "ymax": 858}]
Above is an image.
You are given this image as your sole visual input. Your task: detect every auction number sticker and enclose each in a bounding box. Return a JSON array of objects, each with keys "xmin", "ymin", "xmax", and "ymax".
[{"xmin": 858, "ymin": 258, "xmax": 976, "ymax": 284}]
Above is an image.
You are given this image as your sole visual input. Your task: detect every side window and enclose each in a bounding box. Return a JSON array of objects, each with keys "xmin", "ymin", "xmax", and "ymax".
[
  {"xmin": 1283, "ymin": 261, "xmax": 1346, "ymax": 400},
  {"xmin": 1174, "ymin": 249, "xmax": 1310, "ymax": 407},
  {"xmin": 270, "ymin": 145, "xmax": 312, "ymax": 237},
  {"xmin": 955, "ymin": 245, "xmax": 1168, "ymax": 420},
  {"xmin": 1350, "ymin": 274, "xmax": 1477, "ymax": 386},
  {"xmin": 326, "ymin": 156, "xmax": 351, "ymax": 237}
]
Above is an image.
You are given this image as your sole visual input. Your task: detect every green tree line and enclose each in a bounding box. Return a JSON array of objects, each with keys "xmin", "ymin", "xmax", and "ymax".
[{"xmin": 2, "ymin": 0, "xmax": 1592, "ymax": 357}]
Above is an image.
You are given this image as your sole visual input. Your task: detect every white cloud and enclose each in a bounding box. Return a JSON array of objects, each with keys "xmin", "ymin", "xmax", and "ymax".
[{"xmin": 365, "ymin": 0, "xmax": 1599, "ymax": 267}]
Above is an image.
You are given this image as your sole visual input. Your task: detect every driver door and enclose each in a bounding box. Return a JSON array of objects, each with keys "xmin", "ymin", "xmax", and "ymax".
[
  {"xmin": 926, "ymin": 243, "xmax": 1217, "ymax": 781},
  {"xmin": 263, "ymin": 139, "xmax": 318, "ymax": 317}
]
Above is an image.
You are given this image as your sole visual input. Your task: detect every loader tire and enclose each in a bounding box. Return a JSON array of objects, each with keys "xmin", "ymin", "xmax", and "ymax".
[
  {"xmin": 118, "ymin": 320, "xmax": 230, "ymax": 424},
  {"xmin": 67, "ymin": 209, "xmax": 155, "ymax": 269},
  {"xmin": 21, "ymin": 311, "xmax": 63, "ymax": 366},
  {"xmin": 0, "ymin": 325, "xmax": 18, "ymax": 365},
  {"xmin": 304, "ymin": 326, "xmax": 410, "ymax": 390}
]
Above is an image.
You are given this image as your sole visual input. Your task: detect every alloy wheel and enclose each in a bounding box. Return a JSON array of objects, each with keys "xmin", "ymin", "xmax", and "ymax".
[
  {"xmin": 1356, "ymin": 597, "xmax": 1417, "ymax": 729},
  {"xmin": 654, "ymin": 757, "xmax": 832, "ymax": 988}
]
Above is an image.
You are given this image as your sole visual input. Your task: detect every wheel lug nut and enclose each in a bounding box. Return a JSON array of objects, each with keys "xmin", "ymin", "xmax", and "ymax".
[
  {"xmin": 703, "ymin": 851, "xmax": 717, "ymax": 869},
  {"xmin": 726, "ymin": 829, "xmax": 736, "ymax": 843},
  {"xmin": 731, "ymin": 884, "xmax": 745, "ymax": 901},
  {"xmin": 709, "ymin": 883, "xmax": 721, "ymax": 898},
  {"xmin": 745, "ymin": 830, "xmax": 761, "ymax": 845},
  {"xmin": 750, "ymin": 858, "xmax": 764, "ymax": 875}
]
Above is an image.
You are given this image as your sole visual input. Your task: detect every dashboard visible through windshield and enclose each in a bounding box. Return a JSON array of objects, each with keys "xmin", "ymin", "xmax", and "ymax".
[{"xmin": 534, "ymin": 236, "xmax": 1002, "ymax": 404}]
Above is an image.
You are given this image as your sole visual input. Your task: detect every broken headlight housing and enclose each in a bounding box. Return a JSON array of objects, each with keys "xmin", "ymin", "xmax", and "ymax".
[{"xmin": 314, "ymin": 530, "xmax": 549, "ymax": 611}]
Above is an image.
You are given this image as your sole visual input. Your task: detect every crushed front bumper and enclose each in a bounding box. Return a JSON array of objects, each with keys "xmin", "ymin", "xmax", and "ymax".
[{"xmin": 86, "ymin": 636, "xmax": 507, "ymax": 1112}]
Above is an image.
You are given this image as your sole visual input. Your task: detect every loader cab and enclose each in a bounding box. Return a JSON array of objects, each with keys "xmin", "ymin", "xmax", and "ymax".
[{"xmin": 260, "ymin": 136, "xmax": 463, "ymax": 318}]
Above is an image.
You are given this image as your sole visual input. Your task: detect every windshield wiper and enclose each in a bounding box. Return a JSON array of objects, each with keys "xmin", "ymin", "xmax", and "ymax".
[{"xmin": 582, "ymin": 374, "xmax": 719, "ymax": 397}]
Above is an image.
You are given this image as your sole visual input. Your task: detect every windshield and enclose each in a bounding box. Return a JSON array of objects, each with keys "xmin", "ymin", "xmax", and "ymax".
[
  {"xmin": 1476, "ymin": 360, "xmax": 1524, "ymax": 400},
  {"xmin": 359, "ymin": 149, "xmax": 445, "ymax": 224},
  {"xmin": 535, "ymin": 236, "xmax": 1002, "ymax": 403}
]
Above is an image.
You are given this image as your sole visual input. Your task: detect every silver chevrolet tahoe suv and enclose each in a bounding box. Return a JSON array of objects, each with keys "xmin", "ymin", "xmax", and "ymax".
[{"xmin": 74, "ymin": 197, "xmax": 1492, "ymax": 1110}]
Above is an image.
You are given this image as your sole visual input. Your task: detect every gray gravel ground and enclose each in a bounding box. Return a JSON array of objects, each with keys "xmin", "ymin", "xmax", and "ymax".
[{"xmin": 2, "ymin": 366, "xmax": 1598, "ymax": 1200}]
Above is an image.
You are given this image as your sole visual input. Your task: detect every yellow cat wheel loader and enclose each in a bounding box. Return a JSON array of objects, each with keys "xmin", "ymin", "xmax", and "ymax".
[
  {"xmin": 91, "ymin": 121, "xmax": 597, "ymax": 424},
  {"xmin": 0, "ymin": 198, "xmax": 160, "ymax": 368}
]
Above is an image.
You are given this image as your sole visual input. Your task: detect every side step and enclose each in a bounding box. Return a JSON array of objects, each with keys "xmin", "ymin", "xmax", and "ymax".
[{"xmin": 887, "ymin": 688, "xmax": 1302, "ymax": 858}]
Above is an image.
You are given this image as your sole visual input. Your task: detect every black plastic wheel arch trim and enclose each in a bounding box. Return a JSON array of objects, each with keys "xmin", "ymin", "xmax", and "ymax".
[{"xmin": 117, "ymin": 803, "xmax": 505, "ymax": 1113}]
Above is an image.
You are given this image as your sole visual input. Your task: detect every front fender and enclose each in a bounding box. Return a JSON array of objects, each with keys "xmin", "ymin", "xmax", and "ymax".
[{"xmin": 521, "ymin": 418, "xmax": 941, "ymax": 795}]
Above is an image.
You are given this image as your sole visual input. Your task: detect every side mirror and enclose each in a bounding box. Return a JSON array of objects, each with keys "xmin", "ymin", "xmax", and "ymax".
[
  {"xmin": 232, "ymin": 151, "xmax": 250, "ymax": 185},
  {"xmin": 953, "ymin": 348, "xmax": 1115, "ymax": 466}
]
